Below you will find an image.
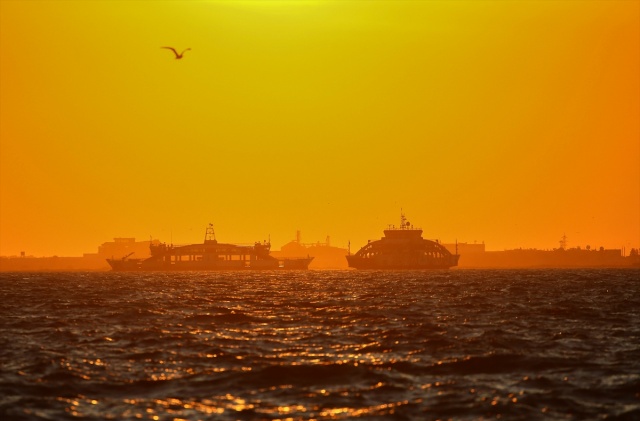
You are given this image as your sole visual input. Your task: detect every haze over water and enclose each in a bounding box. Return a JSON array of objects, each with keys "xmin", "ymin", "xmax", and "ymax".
[{"xmin": 1, "ymin": 269, "xmax": 638, "ymax": 420}]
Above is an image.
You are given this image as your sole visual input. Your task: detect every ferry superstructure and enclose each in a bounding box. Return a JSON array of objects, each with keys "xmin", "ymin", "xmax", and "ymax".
[{"xmin": 346, "ymin": 213, "xmax": 459, "ymax": 270}]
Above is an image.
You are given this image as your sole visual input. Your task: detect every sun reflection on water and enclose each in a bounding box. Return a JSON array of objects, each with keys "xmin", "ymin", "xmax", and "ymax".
[{"xmin": 6, "ymin": 271, "xmax": 637, "ymax": 420}]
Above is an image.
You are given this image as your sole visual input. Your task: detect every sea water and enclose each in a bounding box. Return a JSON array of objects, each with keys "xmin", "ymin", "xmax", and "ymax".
[{"xmin": 0, "ymin": 269, "xmax": 638, "ymax": 420}]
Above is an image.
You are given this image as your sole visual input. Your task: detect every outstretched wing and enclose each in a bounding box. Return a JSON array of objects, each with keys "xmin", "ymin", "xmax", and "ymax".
[
  {"xmin": 180, "ymin": 48, "xmax": 191, "ymax": 56},
  {"xmin": 161, "ymin": 46, "xmax": 179, "ymax": 57}
]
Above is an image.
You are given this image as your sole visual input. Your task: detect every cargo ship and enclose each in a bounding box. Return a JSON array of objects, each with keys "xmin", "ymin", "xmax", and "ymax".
[
  {"xmin": 107, "ymin": 224, "xmax": 313, "ymax": 271},
  {"xmin": 346, "ymin": 213, "xmax": 460, "ymax": 270}
]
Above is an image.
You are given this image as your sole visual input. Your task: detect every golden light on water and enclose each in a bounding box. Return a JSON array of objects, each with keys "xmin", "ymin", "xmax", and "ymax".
[{"xmin": 5, "ymin": 270, "xmax": 637, "ymax": 420}]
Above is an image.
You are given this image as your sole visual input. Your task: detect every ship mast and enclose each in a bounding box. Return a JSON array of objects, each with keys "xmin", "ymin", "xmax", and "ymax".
[
  {"xmin": 204, "ymin": 223, "xmax": 217, "ymax": 243},
  {"xmin": 400, "ymin": 208, "xmax": 411, "ymax": 230},
  {"xmin": 559, "ymin": 234, "xmax": 567, "ymax": 250}
]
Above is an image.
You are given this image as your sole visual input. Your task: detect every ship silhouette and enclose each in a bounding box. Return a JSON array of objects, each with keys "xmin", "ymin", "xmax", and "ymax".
[
  {"xmin": 107, "ymin": 224, "xmax": 313, "ymax": 271},
  {"xmin": 346, "ymin": 212, "xmax": 460, "ymax": 270}
]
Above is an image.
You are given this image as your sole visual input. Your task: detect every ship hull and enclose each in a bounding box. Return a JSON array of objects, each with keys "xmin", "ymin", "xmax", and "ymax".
[
  {"xmin": 107, "ymin": 257, "xmax": 313, "ymax": 271},
  {"xmin": 346, "ymin": 255, "xmax": 459, "ymax": 270}
]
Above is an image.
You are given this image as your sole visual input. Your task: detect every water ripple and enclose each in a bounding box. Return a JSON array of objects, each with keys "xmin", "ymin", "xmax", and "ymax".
[{"xmin": 1, "ymin": 269, "xmax": 639, "ymax": 420}]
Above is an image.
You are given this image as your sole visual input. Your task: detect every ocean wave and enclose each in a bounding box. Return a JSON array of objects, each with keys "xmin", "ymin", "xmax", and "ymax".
[{"xmin": 1, "ymin": 269, "xmax": 638, "ymax": 420}]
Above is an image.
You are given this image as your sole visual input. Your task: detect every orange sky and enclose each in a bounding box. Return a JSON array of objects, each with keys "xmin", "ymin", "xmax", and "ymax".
[{"xmin": 1, "ymin": 0, "xmax": 639, "ymax": 257}]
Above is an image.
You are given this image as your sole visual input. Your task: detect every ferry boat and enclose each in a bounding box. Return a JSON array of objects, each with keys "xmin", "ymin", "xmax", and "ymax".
[
  {"xmin": 107, "ymin": 224, "xmax": 313, "ymax": 271},
  {"xmin": 346, "ymin": 213, "xmax": 459, "ymax": 270}
]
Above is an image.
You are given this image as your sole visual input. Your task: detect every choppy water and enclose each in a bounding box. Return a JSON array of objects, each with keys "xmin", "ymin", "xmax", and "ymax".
[{"xmin": 0, "ymin": 269, "xmax": 639, "ymax": 421}]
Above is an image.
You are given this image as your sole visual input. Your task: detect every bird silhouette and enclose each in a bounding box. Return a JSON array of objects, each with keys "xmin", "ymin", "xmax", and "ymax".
[{"xmin": 161, "ymin": 47, "xmax": 191, "ymax": 59}]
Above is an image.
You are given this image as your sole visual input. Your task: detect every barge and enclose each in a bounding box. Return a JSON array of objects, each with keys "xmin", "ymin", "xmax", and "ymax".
[{"xmin": 107, "ymin": 224, "xmax": 313, "ymax": 271}]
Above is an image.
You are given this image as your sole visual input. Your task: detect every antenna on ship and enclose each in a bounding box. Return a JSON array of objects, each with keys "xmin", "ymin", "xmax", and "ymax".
[
  {"xmin": 559, "ymin": 233, "xmax": 567, "ymax": 250},
  {"xmin": 400, "ymin": 208, "xmax": 411, "ymax": 230},
  {"xmin": 205, "ymin": 223, "xmax": 217, "ymax": 243}
]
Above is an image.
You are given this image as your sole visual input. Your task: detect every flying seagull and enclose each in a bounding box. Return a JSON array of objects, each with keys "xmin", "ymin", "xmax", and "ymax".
[{"xmin": 161, "ymin": 47, "xmax": 191, "ymax": 59}]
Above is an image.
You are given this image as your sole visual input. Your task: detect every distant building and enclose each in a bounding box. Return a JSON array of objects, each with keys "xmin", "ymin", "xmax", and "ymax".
[
  {"xmin": 0, "ymin": 255, "xmax": 108, "ymax": 271},
  {"xmin": 455, "ymin": 246, "xmax": 630, "ymax": 268},
  {"xmin": 97, "ymin": 238, "xmax": 159, "ymax": 260},
  {"xmin": 442, "ymin": 242, "xmax": 486, "ymax": 256},
  {"xmin": 0, "ymin": 238, "xmax": 161, "ymax": 272},
  {"xmin": 271, "ymin": 231, "xmax": 349, "ymax": 269}
]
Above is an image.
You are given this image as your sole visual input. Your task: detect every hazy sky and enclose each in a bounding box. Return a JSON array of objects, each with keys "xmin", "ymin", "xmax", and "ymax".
[{"xmin": 1, "ymin": 0, "xmax": 639, "ymax": 257}]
